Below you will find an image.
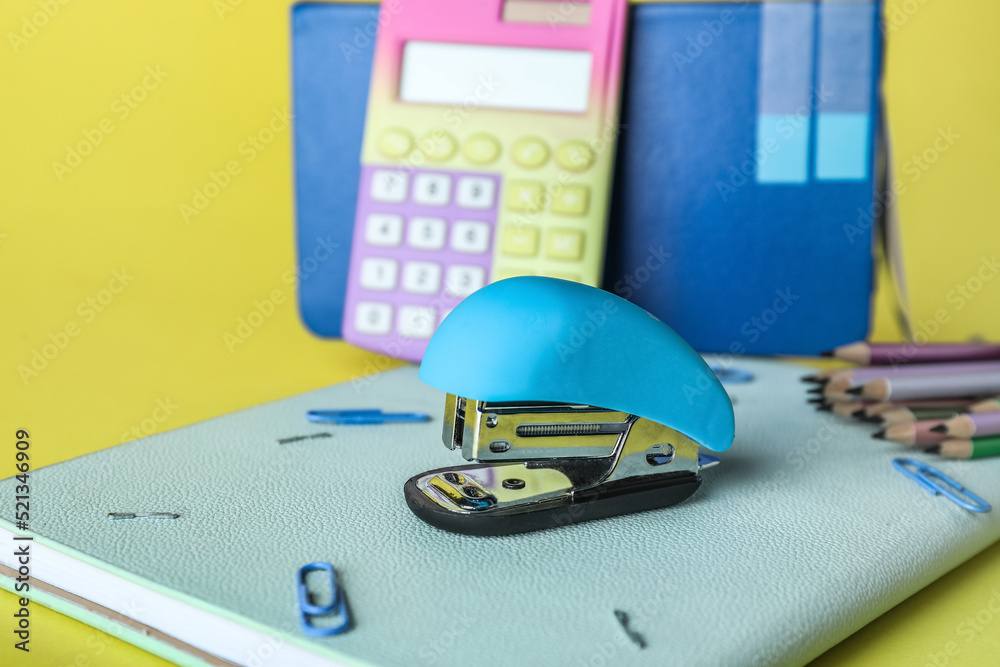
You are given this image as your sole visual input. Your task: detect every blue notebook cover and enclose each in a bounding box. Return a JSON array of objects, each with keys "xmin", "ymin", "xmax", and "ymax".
[{"xmin": 292, "ymin": 1, "xmax": 883, "ymax": 353}]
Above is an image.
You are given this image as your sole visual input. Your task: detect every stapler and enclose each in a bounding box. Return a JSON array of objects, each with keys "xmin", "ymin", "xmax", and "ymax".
[{"xmin": 404, "ymin": 277, "xmax": 735, "ymax": 536}]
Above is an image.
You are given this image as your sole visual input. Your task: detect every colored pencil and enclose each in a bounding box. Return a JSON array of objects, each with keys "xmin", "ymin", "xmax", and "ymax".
[
  {"xmin": 822, "ymin": 341, "xmax": 1000, "ymax": 366},
  {"xmin": 821, "ymin": 392, "xmax": 856, "ymax": 404},
  {"xmin": 861, "ymin": 399, "xmax": 975, "ymax": 419},
  {"xmin": 938, "ymin": 435, "xmax": 1000, "ymax": 460},
  {"xmin": 833, "ymin": 402, "xmax": 868, "ymax": 418},
  {"xmin": 931, "ymin": 412, "xmax": 1000, "ymax": 439},
  {"xmin": 848, "ymin": 372, "xmax": 1000, "ymax": 401},
  {"xmin": 971, "ymin": 399, "xmax": 1000, "ymax": 413},
  {"xmin": 820, "ymin": 361, "xmax": 1000, "ymax": 393},
  {"xmin": 873, "ymin": 420, "xmax": 950, "ymax": 446},
  {"xmin": 875, "ymin": 407, "xmax": 965, "ymax": 427},
  {"xmin": 808, "ymin": 368, "xmax": 843, "ymax": 382}
]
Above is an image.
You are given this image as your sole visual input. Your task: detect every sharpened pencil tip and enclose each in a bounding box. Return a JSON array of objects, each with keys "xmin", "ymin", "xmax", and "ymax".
[
  {"xmin": 872, "ymin": 430, "xmax": 886, "ymax": 440},
  {"xmin": 923, "ymin": 445, "xmax": 942, "ymax": 455},
  {"xmin": 849, "ymin": 407, "xmax": 866, "ymax": 417},
  {"xmin": 847, "ymin": 386, "xmax": 863, "ymax": 395},
  {"xmin": 862, "ymin": 416, "xmax": 882, "ymax": 424},
  {"xmin": 930, "ymin": 424, "xmax": 946, "ymax": 433},
  {"xmin": 807, "ymin": 397, "xmax": 824, "ymax": 404},
  {"xmin": 801, "ymin": 375, "xmax": 818, "ymax": 383},
  {"xmin": 807, "ymin": 387, "xmax": 823, "ymax": 394},
  {"xmin": 819, "ymin": 350, "xmax": 833, "ymax": 357},
  {"xmin": 817, "ymin": 404, "xmax": 832, "ymax": 412}
]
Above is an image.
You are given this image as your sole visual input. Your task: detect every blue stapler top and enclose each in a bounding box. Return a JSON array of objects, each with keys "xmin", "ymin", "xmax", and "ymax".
[{"xmin": 419, "ymin": 278, "xmax": 735, "ymax": 452}]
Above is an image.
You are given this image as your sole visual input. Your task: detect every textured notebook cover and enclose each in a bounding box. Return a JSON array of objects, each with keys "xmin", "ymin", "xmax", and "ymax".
[
  {"xmin": 3, "ymin": 359, "xmax": 1000, "ymax": 666},
  {"xmin": 292, "ymin": 1, "xmax": 881, "ymax": 353}
]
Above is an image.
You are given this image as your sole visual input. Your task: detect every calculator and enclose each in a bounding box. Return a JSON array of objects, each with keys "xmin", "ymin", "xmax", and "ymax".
[{"xmin": 341, "ymin": 0, "xmax": 629, "ymax": 362}]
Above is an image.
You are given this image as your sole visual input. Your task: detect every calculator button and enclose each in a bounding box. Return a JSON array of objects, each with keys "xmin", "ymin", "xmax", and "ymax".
[
  {"xmin": 543, "ymin": 273, "xmax": 582, "ymax": 283},
  {"xmin": 408, "ymin": 217, "xmax": 447, "ymax": 250},
  {"xmin": 505, "ymin": 181, "xmax": 545, "ymax": 212},
  {"xmin": 555, "ymin": 140, "xmax": 595, "ymax": 172},
  {"xmin": 551, "ymin": 185, "xmax": 590, "ymax": 216},
  {"xmin": 494, "ymin": 268, "xmax": 534, "ymax": 281},
  {"xmin": 398, "ymin": 306, "xmax": 437, "ymax": 339},
  {"xmin": 365, "ymin": 214, "xmax": 404, "ymax": 246},
  {"xmin": 511, "ymin": 136, "xmax": 550, "ymax": 169},
  {"xmin": 546, "ymin": 229, "xmax": 585, "ymax": 261},
  {"xmin": 420, "ymin": 131, "xmax": 457, "ymax": 161},
  {"xmin": 450, "ymin": 221, "xmax": 491, "ymax": 254},
  {"xmin": 402, "ymin": 261, "xmax": 442, "ymax": 294},
  {"xmin": 456, "ymin": 177, "xmax": 496, "ymax": 209},
  {"xmin": 445, "ymin": 265, "xmax": 486, "ymax": 297},
  {"xmin": 412, "ymin": 173, "xmax": 452, "ymax": 206},
  {"xmin": 354, "ymin": 302, "xmax": 393, "ymax": 335},
  {"xmin": 501, "ymin": 225, "xmax": 540, "ymax": 257},
  {"xmin": 377, "ymin": 128, "xmax": 414, "ymax": 158},
  {"xmin": 358, "ymin": 258, "xmax": 398, "ymax": 290},
  {"xmin": 463, "ymin": 133, "xmax": 501, "ymax": 164},
  {"xmin": 370, "ymin": 170, "xmax": 409, "ymax": 203}
]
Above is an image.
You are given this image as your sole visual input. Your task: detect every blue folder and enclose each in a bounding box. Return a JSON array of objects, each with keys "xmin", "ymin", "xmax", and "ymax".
[{"xmin": 292, "ymin": 1, "xmax": 883, "ymax": 354}]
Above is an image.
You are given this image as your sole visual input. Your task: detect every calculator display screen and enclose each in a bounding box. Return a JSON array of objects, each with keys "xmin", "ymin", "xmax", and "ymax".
[{"xmin": 399, "ymin": 41, "xmax": 592, "ymax": 114}]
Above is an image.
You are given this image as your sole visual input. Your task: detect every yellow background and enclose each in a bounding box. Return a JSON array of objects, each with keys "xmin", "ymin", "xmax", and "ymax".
[{"xmin": 2, "ymin": 0, "xmax": 998, "ymax": 665}]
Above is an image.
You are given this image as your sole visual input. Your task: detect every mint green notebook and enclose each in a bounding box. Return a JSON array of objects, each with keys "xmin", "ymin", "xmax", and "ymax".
[{"xmin": 3, "ymin": 360, "xmax": 1000, "ymax": 666}]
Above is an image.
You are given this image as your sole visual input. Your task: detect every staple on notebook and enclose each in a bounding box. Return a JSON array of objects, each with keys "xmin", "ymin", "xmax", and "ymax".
[
  {"xmin": 613, "ymin": 609, "xmax": 647, "ymax": 649},
  {"xmin": 277, "ymin": 432, "xmax": 333, "ymax": 445},
  {"xmin": 107, "ymin": 512, "xmax": 180, "ymax": 520}
]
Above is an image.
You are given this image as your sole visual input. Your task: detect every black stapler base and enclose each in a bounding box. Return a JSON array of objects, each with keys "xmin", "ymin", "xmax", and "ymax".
[{"xmin": 404, "ymin": 467, "xmax": 701, "ymax": 536}]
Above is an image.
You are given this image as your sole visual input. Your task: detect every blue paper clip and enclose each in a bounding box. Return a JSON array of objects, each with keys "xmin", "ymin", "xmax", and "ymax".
[
  {"xmin": 709, "ymin": 365, "xmax": 754, "ymax": 384},
  {"xmin": 892, "ymin": 458, "xmax": 992, "ymax": 514},
  {"xmin": 306, "ymin": 409, "xmax": 430, "ymax": 425},
  {"xmin": 297, "ymin": 562, "xmax": 350, "ymax": 636}
]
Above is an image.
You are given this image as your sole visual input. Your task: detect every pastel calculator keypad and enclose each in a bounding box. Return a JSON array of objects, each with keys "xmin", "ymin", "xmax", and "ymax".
[
  {"xmin": 343, "ymin": 165, "xmax": 499, "ymax": 360},
  {"xmin": 340, "ymin": 0, "xmax": 628, "ymax": 362}
]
